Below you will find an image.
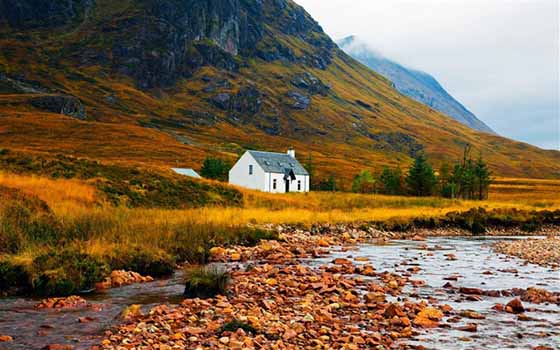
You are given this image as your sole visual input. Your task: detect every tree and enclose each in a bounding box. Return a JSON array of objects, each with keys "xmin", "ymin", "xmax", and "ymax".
[
  {"xmin": 379, "ymin": 166, "xmax": 404, "ymax": 195},
  {"xmin": 445, "ymin": 145, "xmax": 492, "ymax": 200},
  {"xmin": 317, "ymin": 174, "xmax": 337, "ymax": 192},
  {"xmin": 438, "ymin": 162, "xmax": 455, "ymax": 198},
  {"xmin": 405, "ymin": 154, "xmax": 437, "ymax": 197},
  {"xmin": 200, "ymin": 157, "xmax": 231, "ymax": 181},
  {"xmin": 474, "ymin": 155, "xmax": 491, "ymax": 200},
  {"xmin": 352, "ymin": 170, "xmax": 376, "ymax": 193}
]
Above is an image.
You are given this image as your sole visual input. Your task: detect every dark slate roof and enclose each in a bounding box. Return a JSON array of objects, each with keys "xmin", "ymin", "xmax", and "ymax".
[{"xmin": 248, "ymin": 151, "xmax": 309, "ymax": 176}]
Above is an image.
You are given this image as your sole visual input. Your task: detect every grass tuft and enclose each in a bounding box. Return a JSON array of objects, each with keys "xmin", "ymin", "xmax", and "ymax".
[{"xmin": 183, "ymin": 265, "xmax": 230, "ymax": 299}]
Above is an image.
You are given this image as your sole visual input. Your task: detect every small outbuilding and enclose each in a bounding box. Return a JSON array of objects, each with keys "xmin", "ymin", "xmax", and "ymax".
[
  {"xmin": 172, "ymin": 168, "xmax": 202, "ymax": 179},
  {"xmin": 229, "ymin": 149, "xmax": 310, "ymax": 193}
]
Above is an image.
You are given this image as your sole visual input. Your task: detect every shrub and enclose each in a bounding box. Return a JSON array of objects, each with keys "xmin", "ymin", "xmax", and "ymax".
[
  {"xmin": 31, "ymin": 249, "xmax": 109, "ymax": 296},
  {"xmin": 200, "ymin": 157, "xmax": 231, "ymax": 181},
  {"xmin": 0, "ymin": 260, "xmax": 30, "ymax": 293},
  {"xmin": 108, "ymin": 247, "xmax": 175, "ymax": 278},
  {"xmin": 184, "ymin": 265, "xmax": 230, "ymax": 299}
]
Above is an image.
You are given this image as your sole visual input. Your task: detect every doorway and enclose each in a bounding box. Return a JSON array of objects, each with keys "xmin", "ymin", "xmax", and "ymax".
[{"xmin": 285, "ymin": 179, "xmax": 290, "ymax": 193}]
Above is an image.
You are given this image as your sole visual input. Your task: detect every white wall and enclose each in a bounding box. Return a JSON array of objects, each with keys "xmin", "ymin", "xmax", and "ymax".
[
  {"xmin": 265, "ymin": 173, "xmax": 309, "ymax": 193},
  {"xmin": 229, "ymin": 153, "xmax": 266, "ymax": 191}
]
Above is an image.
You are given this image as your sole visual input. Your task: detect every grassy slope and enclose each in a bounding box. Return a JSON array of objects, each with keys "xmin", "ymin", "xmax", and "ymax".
[{"xmin": 0, "ymin": 2, "xmax": 559, "ymax": 190}]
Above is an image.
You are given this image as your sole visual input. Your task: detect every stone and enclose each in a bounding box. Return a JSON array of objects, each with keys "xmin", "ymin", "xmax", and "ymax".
[
  {"xmin": 505, "ymin": 298, "xmax": 525, "ymax": 314},
  {"xmin": 384, "ymin": 304, "xmax": 405, "ymax": 318},
  {"xmin": 459, "ymin": 287, "xmax": 483, "ymax": 295},
  {"xmin": 458, "ymin": 324, "xmax": 478, "ymax": 332},
  {"xmin": 414, "ymin": 307, "xmax": 443, "ymax": 328},
  {"xmin": 0, "ymin": 335, "xmax": 13, "ymax": 342}
]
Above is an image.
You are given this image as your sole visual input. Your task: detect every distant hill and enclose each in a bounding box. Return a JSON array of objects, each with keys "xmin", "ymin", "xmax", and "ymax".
[
  {"xmin": 338, "ymin": 36, "xmax": 495, "ymax": 134},
  {"xmin": 0, "ymin": 0, "xmax": 558, "ymax": 188}
]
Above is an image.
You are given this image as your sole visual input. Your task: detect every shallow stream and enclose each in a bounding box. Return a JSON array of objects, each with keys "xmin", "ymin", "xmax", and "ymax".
[
  {"xmin": 319, "ymin": 236, "xmax": 560, "ymax": 350},
  {"xmin": 0, "ymin": 236, "xmax": 558, "ymax": 350}
]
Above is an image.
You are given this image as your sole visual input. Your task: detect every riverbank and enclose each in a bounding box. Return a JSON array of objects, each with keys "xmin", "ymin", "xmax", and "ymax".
[{"xmin": 494, "ymin": 237, "xmax": 560, "ymax": 268}]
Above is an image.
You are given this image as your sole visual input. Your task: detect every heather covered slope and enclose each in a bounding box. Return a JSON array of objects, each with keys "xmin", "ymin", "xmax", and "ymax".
[{"xmin": 0, "ymin": 0, "xmax": 558, "ymax": 188}]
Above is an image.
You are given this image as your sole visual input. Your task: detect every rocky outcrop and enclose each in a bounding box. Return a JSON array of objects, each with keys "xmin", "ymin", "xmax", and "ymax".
[
  {"xmin": 291, "ymin": 72, "xmax": 330, "ymax": 96},
  {"xmin": 209, "ymin": 86, "xmax": 263, "ymax": 116},
  {"xmin": 0, "ymin": 0, "xmax": 94, "ymax": 28},
  {"xmin": 29, "ymin": 95, "xmax": 86, "ymax": 120},
  {"xmin": 370, "ymin": 132, "xmax": 424, "ymax": 158},
  {"xmin": 286, "ymin": 91, "xmax": 310, "ymax": 110}
]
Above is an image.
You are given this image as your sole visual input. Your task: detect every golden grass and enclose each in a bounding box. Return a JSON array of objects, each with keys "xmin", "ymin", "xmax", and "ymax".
[
  {"xmin": 0, "ymin": 171, "xmax": 99, "ymax": 210},
  {"xmin": 1, "ymin": 173, "xmax": 558, "ymax": 228}
]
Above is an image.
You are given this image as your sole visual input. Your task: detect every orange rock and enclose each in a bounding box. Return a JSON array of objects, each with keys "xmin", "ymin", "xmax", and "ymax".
[
  {"xmin": 505, "ymin": 298, "xmax": 525, "ymax": 314},
  {"xmin": 0, "ymin": 335, "xmax": 13, "ymax": 342},
  {"xmin": 333, "ymin": 258, "xmax": 352, "ymax": 265},
  {"xmin": 231, "ymin": 253, "xmax": 241, "ymax": 261},
  {"xmin": 414, "ymin": 307, "xmax": 443, "ymax": 328},
  {"xmin": 364, "ymin": 292, "xmax": 386, "ymax": 304},
  {"xmin": 283, "ymin": 328, "xmax": 297, "ymax": 340},
  {"xmin": 384, "ymin": 304, "xmax": 405, "ymax": 318}
]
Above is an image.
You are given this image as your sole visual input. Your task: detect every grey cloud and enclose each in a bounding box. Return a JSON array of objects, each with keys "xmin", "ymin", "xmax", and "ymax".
[{"xmin": 295, "ymin": 0, "xmax": 559, "ymax": 150}]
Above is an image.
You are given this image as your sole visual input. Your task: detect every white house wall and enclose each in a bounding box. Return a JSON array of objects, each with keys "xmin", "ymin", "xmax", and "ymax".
[
  {"xmin": 265, "ymin": 173, "xmax": 309, "ymax": 193},
  {"xmin": 229, "ymin": 152, "xmax": 310, "ymax": 193},
  {"xmin": 229, "ymin": 153, "xmax": 267, "ymax": 191}
]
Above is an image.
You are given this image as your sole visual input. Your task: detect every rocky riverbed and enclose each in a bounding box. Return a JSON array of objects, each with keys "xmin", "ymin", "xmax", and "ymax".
[
  {"xmin": 1, "ymin": 228, "xmax": 559, "ymax": 350},
  {"xmin": 97, "ymin": 230, "xmax": 559, "ymax": 350}
]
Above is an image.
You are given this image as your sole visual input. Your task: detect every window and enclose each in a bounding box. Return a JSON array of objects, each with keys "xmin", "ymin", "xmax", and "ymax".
[
  {"xmin": 273, "ymin": 179, "xmax": 277, "ymax": 190},
  {"xmin": 249, "ymin": 165, "xmax": 253, "ymax": 175},
  {"xmin": 298, "ymin": 180, "xmax": 302, "ymax": 191}
]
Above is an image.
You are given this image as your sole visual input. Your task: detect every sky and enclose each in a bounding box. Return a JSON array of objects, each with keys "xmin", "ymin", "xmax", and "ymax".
[{"xmin": 294, "ymin": 0, "xmax": 560, "ymax": 150}]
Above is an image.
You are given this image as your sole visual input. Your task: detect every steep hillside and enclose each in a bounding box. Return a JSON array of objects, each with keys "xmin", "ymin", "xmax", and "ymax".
[
  {"xmin": 338, "ymin": 36, "xmax": 495, "ymax": 134},
  {"xmin": 0, "ymin": 0, "xmax": 558, "ymax": 189}
]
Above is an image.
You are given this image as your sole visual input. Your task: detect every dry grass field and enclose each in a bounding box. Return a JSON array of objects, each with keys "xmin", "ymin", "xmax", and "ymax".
[{"xmin": 1, "ymin": 169, "xmax": 558, "ymax": 296}]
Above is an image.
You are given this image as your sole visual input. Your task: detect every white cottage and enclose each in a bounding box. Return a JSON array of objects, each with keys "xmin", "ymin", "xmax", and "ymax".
[{"xmin": 229, "ymin": 149, "xmax": 310, "ymax": 193}]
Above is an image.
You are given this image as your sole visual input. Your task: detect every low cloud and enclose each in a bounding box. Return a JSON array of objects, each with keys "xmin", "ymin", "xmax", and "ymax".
[{"xmin": 295, "ymin": 0, "xmax": 559, "ymax": 150}]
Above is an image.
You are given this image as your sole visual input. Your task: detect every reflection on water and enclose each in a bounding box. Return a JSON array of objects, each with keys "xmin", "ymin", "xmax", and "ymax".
[{"xmin": 318, "ymin": 236, "xmax": 560, "ymax": 350}]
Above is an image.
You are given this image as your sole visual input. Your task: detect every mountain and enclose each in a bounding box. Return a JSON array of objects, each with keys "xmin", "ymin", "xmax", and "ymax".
[
  {"xmin": 0, "ymin": 0, "xmax": 558, "ymax": 188},
  {"xmin": 338, "ymin": 36, "xmax": 495, "ymax": 134}
]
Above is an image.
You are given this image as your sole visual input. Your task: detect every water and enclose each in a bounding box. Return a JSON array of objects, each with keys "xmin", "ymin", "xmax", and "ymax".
[
  {"xmin": 0, "ymin": 272, "xmax": 185, "ymax": 350},
  {"xmin": 318, "ymin": 236, "xmax": 560, "ymax": 350},
  {"xmin": 1, "ymin": 237, "xmax": 558, "ymax": 350}
]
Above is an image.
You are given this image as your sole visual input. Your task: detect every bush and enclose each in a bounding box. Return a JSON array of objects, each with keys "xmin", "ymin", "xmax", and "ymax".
[
  {"xmin": 0, "ymin": 260, "xmax": 30, "ymax": 293},
  {"xmin": 200, "ymin": 157, "xmax": 231, "ymax": 181},
  {"xmin": 31, "ymin": 249, "xmax": 109, "ymax": 296},
  {"xmin": 184, "ymin": 265, "xmax": 230, "ymax": 299},
  {"xmin": 108, "ymin": 247, "xmax": 175, "ymax": 278}
]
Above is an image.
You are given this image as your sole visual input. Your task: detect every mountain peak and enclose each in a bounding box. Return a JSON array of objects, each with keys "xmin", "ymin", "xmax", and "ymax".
[{"xmin": 339, "ymin": 36, "xmax": 496, "ymax": 134}]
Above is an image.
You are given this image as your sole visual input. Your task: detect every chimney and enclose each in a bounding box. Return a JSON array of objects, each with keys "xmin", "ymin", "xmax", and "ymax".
[{"xmin": 287, "ymin": 148, "xmax": 295, "ymax": 158}]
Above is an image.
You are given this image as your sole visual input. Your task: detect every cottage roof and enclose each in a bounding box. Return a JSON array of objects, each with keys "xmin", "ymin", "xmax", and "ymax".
[
  {"xmin": 248, "ymin": 150, "xmax": 309, "ymax": 176},
  {"xmin": 172, "ymin": 168, "xmax": 202, "ymax": 178}
]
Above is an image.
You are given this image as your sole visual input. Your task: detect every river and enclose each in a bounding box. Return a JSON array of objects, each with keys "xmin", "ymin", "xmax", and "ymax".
[{"xmin": 0, "ymin": 236, "xmax": 558, "ymax": 350}]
